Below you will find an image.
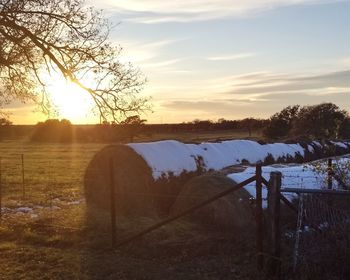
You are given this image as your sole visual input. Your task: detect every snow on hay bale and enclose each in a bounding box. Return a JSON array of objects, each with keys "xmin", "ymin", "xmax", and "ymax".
[
  {"xmin": 128, "ymin": 140, "xmax": 306, "ymax": 178},
  {"xmin": 170, "ymin": 174, "xmax": 253, "ymax": 229},
  {"xmin": 84, "ymin": 139, "xmax": 350, "ymax": 215}
]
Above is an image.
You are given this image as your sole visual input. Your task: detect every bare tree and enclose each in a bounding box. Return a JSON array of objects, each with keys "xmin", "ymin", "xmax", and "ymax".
[{"xmin": 0, "ymin": 0, "xmax": 149, "ymax": 122}]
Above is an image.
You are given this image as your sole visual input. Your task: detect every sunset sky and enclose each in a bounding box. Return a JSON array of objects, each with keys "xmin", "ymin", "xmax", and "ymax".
[{"xmin": 8, "ymin": 0, "xmax": 350, "ymax": 124}]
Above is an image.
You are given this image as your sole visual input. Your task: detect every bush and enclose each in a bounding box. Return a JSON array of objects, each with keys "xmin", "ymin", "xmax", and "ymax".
[
  {"xmin": 31, "ymin": 119, "xmax": 73, "ymax": 142},
  {"xmin": 264, "ymin": 103, "xmax": 350, "ymax": 140},
  {"xmin": 263, "ymin": 105, "xmax": 300, "ymax": 139}
]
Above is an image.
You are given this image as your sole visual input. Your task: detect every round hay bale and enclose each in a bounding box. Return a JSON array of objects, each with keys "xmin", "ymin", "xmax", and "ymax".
[
  {"xmin": 170, "ymin": 173, "xmax": 253, "ymax": 229},
  {"xmin": 152, "ymin": 170, "xmax": 202, "ymax": 215},
  {"xmin": 84, "ymin": 145, "xmax": 155, "ymax": 216}
]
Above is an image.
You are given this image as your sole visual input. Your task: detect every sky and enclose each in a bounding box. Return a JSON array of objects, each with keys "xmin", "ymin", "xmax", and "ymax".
[{"xmin": 8, "ymin": 0, "xmax": 350, "ymax": 124}]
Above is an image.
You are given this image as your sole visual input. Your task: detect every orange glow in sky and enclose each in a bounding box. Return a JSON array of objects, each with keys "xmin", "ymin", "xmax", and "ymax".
[{"xmin": 47, "ymin": 77, "xmax": 96, "ymax": 124}]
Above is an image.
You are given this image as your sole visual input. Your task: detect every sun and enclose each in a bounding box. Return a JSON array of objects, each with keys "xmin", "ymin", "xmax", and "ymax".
[{"xmin": 47, "ymin": 76, "xmax": 95, "ymax": 123}]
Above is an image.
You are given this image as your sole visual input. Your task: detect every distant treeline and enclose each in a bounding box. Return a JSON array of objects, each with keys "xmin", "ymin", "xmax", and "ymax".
[
  {"xmin": 0, "ymin": 102, "xmax": 349, "ymax": 143},
  {"xmin": 0, "ymin": 117, "xmax": 267, "ymax": 143},
  {"xmin": 145, "ymin": 118, "xmax": 268, "ymax": 134}
]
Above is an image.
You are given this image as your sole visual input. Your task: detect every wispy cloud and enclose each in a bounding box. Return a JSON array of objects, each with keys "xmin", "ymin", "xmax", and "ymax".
[
  {"xmin": 99, "ymin": 0, "xmax": 337, "ymax": 23},
  {"xmin": 140, "ymin": 59, "xmax": 183, "ymax": 69},
  {"xmin": 156, "ymin": 69, "xmax": 350, "ymax": 121},
  {"xmin": 117, "ymin": 38, "xmax": 183, "ymax": 63},
  {"xmin": 340, "ymin": 57, "xmax": 350, "ymax": 66},
  {"xmin": 147, "ymin": 68, "xmax": 350, "ymax": 108},
  {"xmin": 226, "ymin": 69, "xmax": 350, "ymax": 96},
  {"xmin": 207, "ymin": 53, "xmax": 255, "ymax": 61}
]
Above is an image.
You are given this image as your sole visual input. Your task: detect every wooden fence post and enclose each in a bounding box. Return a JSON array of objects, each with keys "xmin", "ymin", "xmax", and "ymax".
[
  {"xmin": 267, "ymin": 171, "xmax": 282, "ymax": 279},
  {"xmin": 327, "ymin": 158, "xmax": 333, "ymax": 190},
  {"xmin": 255, "ymin": 164, "xmax": 264, "ymax": 270},
  {"xmin": 109, "ymin": 158, "xmax": 116, "ymax": 248},
  {"xmin": 21, "ymin": 154, "xmax": 25, "ymax": 199}
]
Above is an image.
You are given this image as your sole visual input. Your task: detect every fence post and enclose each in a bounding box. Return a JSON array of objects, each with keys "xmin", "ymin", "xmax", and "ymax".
[
  {"xmin": 255, "ymin": 164, "xmax": 264, "ymax": 270},
  {"xmin": 327, "ymin": 158, "xmax": 333, "ymax": 190},
  {"xmin": 267, "ymin": 171, "xmax": 282, "ymax": 279},
  {"xmin": 21, "ymin": 154, "xmax": 25, "ymax": 199},
  {"xmin": 109, "ymin": 158, "xmax": 116, "ymax": 248}
]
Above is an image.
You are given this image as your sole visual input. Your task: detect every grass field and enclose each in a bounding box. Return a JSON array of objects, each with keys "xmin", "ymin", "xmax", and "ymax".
[
  {"xmin": 0, "ymin": 128, "xmax": 262, "ymax": 201},
  {"xmin": 1, "ymin": 132, "xmax": 348, "ymax": 279},
  {"xmin": 0, "ymin": 133, "xmax": 263, "ymax": 280},
  {"xmin": 135, "ymin": 128, "xmax": 262, "ymax": 143},
  {"xmin": 0, "ymin": 141, "xmax": 105, "ymax": 203}
]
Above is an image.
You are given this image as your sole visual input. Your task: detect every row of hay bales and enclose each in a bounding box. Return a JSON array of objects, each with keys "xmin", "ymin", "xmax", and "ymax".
[{"xmin": 84, "ymin": 139, "xmax": 350, "ymax": 227}]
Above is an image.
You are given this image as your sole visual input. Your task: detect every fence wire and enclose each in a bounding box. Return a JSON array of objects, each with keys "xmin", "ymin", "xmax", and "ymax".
[{"xmin": 292, "ymin": 194, "xmax": 350, "ymax": 279}]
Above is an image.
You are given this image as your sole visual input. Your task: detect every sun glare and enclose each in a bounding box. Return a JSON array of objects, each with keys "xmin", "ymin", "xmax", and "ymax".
[{"xmin": 47, "ymin": 77, "xmax": 95, "ymax": 124}]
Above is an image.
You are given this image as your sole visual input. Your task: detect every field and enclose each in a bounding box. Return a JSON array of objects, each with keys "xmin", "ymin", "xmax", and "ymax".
[
  {"xmin": 1, "ymin": 134, "xmax": 348, "ymax": 280},
  {"xmin": 0, "ymin": 141, "xmax": 104, "ymax": 203},
  {"xmin": 135, "ymin": 128, "xmax": 262, "ymax": 143},
  {"xmin": 0, "ymin": 135, "xmax": 262, "ymax": 280},
  {"xmin": 0, "ymin": 127, "xmax": 262, "ymax": 202}
]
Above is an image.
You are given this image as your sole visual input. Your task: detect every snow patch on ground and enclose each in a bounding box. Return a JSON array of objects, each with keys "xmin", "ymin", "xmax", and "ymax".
[
  {"xmin": 16, "ymin": 207, "xmax": 33, "ymax": 213},
  {"xmin": 0, "ymin": 198, "xmax": 85, "ymax": 218},
  {"xmin": 228, "ymin": 158, "xmax": 350, "ymax": 208}
]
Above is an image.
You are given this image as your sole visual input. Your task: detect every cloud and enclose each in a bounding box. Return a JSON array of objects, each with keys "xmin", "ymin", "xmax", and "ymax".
[
  {"xmin": 140, "ymin": 59, "xmax": 183, "ymax": 69},
  {"xmin": 99, "ymin": 0, "xmax": 337, "ymax": 23},
  {"xmin": 163, "ymin": 99, "xmax": 254, "ymax": 110},
  {"xmin": 160, "ymin": 99, "xmax": 261, "ymax": 120},
  {"xmin": 226, "ymin": 69, "xmax": 350, "ymax": 96},
  {"xmin": 148, "ymin": 68, "xmax": 350, "ymax": 110},
  {"xmin": 207, "ymin": 53, "xmax": 255, "ymax": 61},
  {"xmin": 340, "ymin": 57, "xmax": 350, "ymax": 66},
  {"xmin": 117, "ymin": 38, "xmax": 183, "ymax": 63},
  {"xmin": 156, "ymin": 68, "xmax": 350, "ymax": 121}
]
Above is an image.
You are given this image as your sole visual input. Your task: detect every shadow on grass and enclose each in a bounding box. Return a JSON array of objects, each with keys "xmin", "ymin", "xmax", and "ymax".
[{"xmin": 80, "ymin": 206, "xmax": 259, "ymax": 280}]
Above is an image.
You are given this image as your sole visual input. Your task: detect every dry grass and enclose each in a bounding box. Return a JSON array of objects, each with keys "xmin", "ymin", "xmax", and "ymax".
[
  {"xmin": 0, "ymin": 203, "xmax": 259, "ymax": 280},
  {"xmin": 0, "ymin": 141, "xmax": 105, "ymax": 204},
  {"xmin": 1, "ymin": 134, "xmax": 346, "ymax": 279},
  {"xmin": 0, "ymin": 135, "xmax": 264, "ymax": 280},
  {"xmin": 0, "ymin": 128, "xmax": 261, "ymax": 201},
  {"xmin": 136, "ymin": 128, "xmax": 263, "ymax": 144}
]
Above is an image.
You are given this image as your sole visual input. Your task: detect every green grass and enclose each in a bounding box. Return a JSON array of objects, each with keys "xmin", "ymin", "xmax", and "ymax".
[
  {"xmin": 0, "ymin": 128, "xmax": 262, "ymax": 203},
  {"xmin": 0, "ymin": 141, "xmax": 105, "ymax": 204},
  {"xmin": 0, "ymin": 135, "xmax": 264, "ymax": 280},
  {"xmin": 1, "ymin": 134, "xmax": 340, "ymax": 279}
]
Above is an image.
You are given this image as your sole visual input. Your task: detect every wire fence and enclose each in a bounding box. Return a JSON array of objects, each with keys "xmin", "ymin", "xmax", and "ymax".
[
  {"xmin": 0, "ymin": 153, "xmax": 88, "ymax": 235},
  {"xmin": 1, "ymin": 153, "xmax": 349, "ymax": 280},
  {"xmin": 291, "ymin": 193, "xmax": 350, "ymax": 279},
  {"xmin": 0, "ymin": 154, "xmax": 346, "ymax": 224}
]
